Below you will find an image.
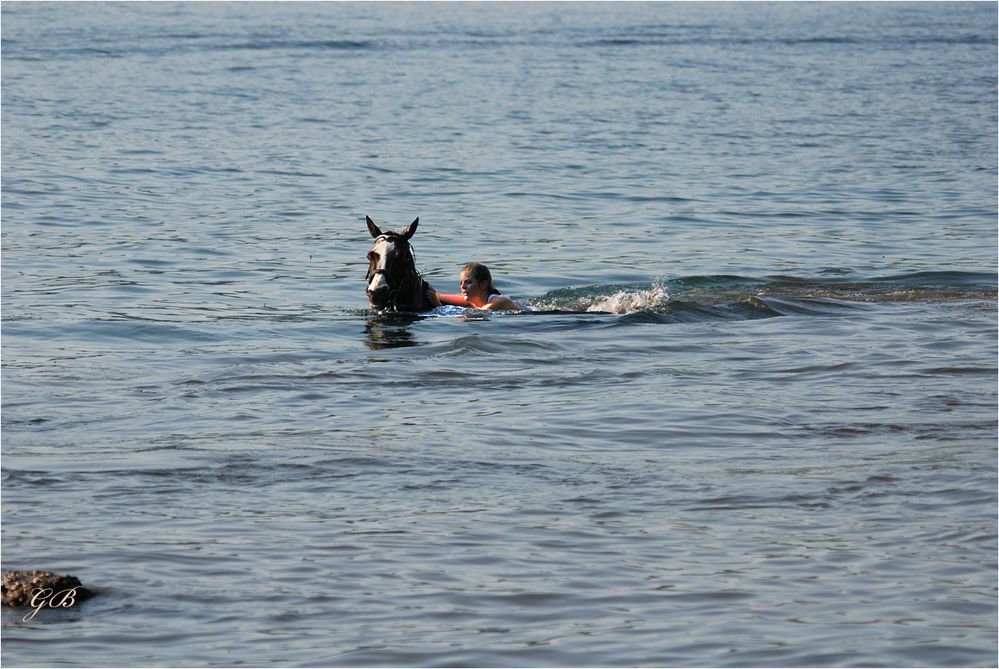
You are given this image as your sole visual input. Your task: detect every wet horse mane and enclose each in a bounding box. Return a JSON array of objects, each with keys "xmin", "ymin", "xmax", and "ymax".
[{"xmin": 364, "ymin": 216, "xmax": 439, "ymax": 312}]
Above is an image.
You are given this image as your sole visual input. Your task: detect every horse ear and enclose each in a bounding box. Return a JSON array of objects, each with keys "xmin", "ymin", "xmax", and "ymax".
[
  {"xmin": 366, "ymin": 216, "xmax": 383, "ymax": 239},
  {"xmin": 401, "ymin": 217, "xmax": 419, "ymax": 240}
]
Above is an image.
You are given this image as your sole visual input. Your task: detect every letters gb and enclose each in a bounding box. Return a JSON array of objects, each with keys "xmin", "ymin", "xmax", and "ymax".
[{"xmin": 23, "ymin": 586, "xmax": 79, "ymax": 622}]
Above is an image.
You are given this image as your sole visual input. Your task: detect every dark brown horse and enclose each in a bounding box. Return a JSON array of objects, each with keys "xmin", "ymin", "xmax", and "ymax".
[{"xmin": 365, "ymin": 216, "xmax": 440, "ymax": 312}]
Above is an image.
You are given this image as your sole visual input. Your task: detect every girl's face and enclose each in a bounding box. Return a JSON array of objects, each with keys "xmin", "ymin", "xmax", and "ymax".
[{"xmin": 460, "ymin": 271, "xmax": 487, "ymax": 303}]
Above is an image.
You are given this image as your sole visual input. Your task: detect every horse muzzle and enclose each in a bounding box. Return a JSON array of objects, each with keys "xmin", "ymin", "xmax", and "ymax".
[
  {"xmin": 367, "ymin": 286, "xmax": 393, "ymax": 309},
  {"xmin": 367, "ymin": 271, "xmax": 393, "ymax": 309}
]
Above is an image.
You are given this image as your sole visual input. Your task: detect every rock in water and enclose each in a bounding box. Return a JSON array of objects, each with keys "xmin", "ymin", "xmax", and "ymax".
[{"xmin": 2, "ymin": 570, "xmax": 94, "ymax": 607}]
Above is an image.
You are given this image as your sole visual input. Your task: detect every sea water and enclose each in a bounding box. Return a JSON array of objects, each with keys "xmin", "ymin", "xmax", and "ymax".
[{"xmin": 2, "ymin": 2, "xmax": 996, "ymax": 667}]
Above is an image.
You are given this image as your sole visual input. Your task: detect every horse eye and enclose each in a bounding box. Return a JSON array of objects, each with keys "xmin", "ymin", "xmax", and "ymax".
[{"xmin": 368, "ymin": 251, "xmax": 378, "ymax": 261}]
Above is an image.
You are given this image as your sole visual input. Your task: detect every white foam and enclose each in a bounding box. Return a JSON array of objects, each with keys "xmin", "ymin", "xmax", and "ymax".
[{"xmin": 585, "ymin": 280, "xmax": 670, "ymax": 313}]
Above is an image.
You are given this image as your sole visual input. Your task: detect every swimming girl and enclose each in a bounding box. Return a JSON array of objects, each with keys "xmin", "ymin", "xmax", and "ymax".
[{"xmin": 437, "ymin": 263, "xmax": 529, "ymax": 311}]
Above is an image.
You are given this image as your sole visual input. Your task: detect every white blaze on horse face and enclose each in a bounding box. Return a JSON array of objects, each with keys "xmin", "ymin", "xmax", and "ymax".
[{"xmin": 367, "ymin": 237, "xmax": 393, "ymax": 294}]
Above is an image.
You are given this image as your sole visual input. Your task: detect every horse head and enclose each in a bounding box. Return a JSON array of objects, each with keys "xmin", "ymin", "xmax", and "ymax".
[{"xmin": 365, "ymin": 216, "xmax": 431, "ymax": 311}]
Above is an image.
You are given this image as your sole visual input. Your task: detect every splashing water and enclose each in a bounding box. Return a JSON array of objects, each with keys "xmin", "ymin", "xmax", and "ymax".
[
  {"xmin": 585, "ymin": 281, "xmax": 671, "ymax": 313},
  {"xmin": 529, "ymin": 280, "xmax": 671, "ymax": 314}
]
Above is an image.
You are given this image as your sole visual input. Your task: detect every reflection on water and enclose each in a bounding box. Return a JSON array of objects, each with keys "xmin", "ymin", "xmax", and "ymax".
[{"xmin": 364, "ymin": 316, "xmax": 422, "ymax": 350}]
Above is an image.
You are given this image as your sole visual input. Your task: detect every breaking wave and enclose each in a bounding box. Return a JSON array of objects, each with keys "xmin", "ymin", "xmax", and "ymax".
[{"xmin": 530, "ymin": 279, "xmax": 671, "ymax": 314}]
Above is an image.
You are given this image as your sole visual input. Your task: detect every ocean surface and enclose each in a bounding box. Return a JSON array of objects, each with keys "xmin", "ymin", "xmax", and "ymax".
[{"xmin": 2, "ymin": 2, "xmax": 997, "ymax": 667}]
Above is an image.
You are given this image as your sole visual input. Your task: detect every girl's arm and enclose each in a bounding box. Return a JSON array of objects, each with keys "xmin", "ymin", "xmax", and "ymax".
[{"xmin": 436, "ymin": 292, "xmax": 471, "ymax": 307}]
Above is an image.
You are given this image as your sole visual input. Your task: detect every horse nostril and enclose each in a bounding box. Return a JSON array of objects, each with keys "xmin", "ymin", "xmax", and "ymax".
[{"xmin": 367, "ymin": 284, "xmax": 391, "ymax": 307}]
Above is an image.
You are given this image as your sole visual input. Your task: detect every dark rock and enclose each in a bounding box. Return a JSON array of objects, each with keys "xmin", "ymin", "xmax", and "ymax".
[{"xmin": 2, "ymin": 570, "xmax": 94, "ymax": 607}]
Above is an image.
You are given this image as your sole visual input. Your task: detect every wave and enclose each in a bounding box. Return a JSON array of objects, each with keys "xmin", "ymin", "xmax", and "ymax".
[
  {"xmin": 579, "ymin": 34, "xmax": 997, "ymax": 49},
  {"xmin": 749, "ymin": 271, "xmax": 997, "ymax": 304},
  {"xmin": 531, "ymin": 280, "xmax": 672, "ymax": 314},
  {"xmin": 524, "ymin": 270, "xmax": 996, "ymax": 321},
  {"xmin": 1, "ymin": 39, "xmax": 374, "ymax": 62},
  {"xmin": 13, "ymin": 32, "xmax": 991, "ymax": 62}
]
